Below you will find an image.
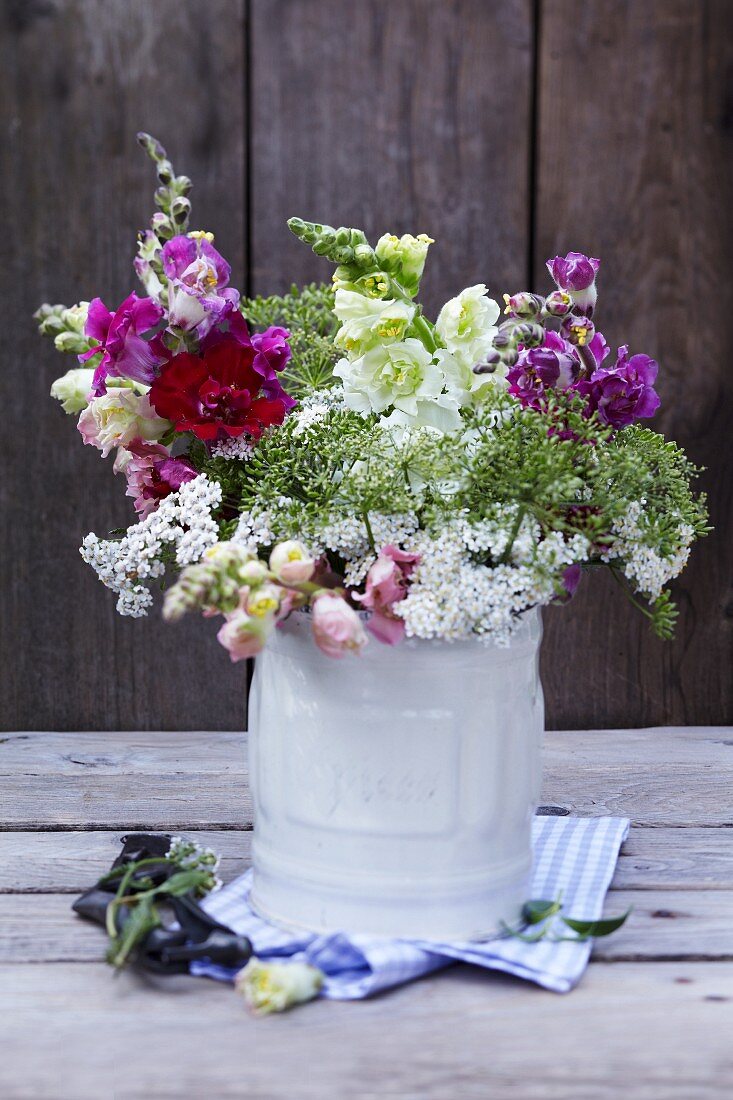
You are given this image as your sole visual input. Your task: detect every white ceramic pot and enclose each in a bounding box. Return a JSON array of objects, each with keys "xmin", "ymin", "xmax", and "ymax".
[{"xmin": 247, "ymin": 609, "xmax": 544, "ymax": 940}]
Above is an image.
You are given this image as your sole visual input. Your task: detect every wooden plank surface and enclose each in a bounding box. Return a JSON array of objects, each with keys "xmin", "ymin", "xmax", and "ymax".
[
  {"xmin": 0, "ymin": 726, "xmax": 730, "ymax": 1098},
  {"xmin": 4, "ymin": 824, "xmax": 731, "ymax": 894},
  {"xmin": 0, "ymin": 963, "xmax": 730, "ymax": 1100},
  {"xmin": 2, "ymin": 888, "xmax": 731, "ymax": 965},
  {"xmin": 1, "ymin": 0, "xmax": 248, "ymax": 731},
  {"xmin": 250, "ymin": 0, "xmax": 533, "ymax": 326},
  {"xmin": 3, "ymin": 728, "xmax": 731, "ymax": 829},
  {"xmin": 536, "ymin": 0, "xmax": 733, "ymax": 729}
]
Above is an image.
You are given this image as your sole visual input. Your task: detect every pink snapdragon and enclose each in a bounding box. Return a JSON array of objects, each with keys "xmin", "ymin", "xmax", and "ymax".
[
  {"xmin": 311, "ymin": 594, "xmax": 368, "ymax": 658},
  {"xmin": 355, "ymin": 545, "xmax": 420, "ymax": 645},
  {"xmin": 114, "ymin": 439, "xmax": 197, "ymax": 518}
]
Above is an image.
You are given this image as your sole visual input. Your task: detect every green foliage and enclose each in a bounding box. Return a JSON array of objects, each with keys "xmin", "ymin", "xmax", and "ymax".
[
  {"xmin": 241, "ymin": 283, "xmax": 340, "ymax": 397},
  {"xmin": 502, "ymin": 897, "xmax": 632, "ymax": 944}
]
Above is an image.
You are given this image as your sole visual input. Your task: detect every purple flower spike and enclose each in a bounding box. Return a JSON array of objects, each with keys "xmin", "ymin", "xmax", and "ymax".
[
  {"xmin": 546, "ymin": 251, "xmax": 600, "ymax": 314},
  {"xmin": 162, "ymin": 233, "xmax": 240, "ymax": 338},
  {"xmin": 81, "ymin": 293, "xmax": 167, "ymax": 396}
]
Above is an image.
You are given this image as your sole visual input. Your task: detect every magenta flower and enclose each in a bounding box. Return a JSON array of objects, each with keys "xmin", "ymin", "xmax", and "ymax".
[
  {"xmin": 577, "ymin": 346, "xmax": 660, "ymax": 429},
  {"xmin": 355, "ymin": 545, "xmax": 420, "ymax": 645},
  {"xmin": 546, "ymin": 252, "xmax": 600, "ymax": 314},
  {"xmin": 561, "ymin": 563, "xmax": 583, "ymax": 599},
  {"xmin": 115, "ymin": 439, "xmax": 197, "ymax": 518},
  {"xmin": 81, "ymin": 294, "xmax": 167, "ymax": 396},
  {"xmin": 162, "ymin": 234, "xmax": 240, "ymax": 336}
]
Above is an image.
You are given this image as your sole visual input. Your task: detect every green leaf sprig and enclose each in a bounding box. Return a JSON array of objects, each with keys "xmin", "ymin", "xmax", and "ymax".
[
  {"xmin": 501, "ymin": 896, "xmax": 631, "ymax": 945},
  {"xmin": 100, "ymin": 837, "xmax": 221, "ymax": 970}
]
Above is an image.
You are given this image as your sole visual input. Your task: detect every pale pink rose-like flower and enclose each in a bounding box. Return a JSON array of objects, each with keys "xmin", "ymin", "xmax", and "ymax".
[
  {"xmin": 77, "ymin": 390, "xmax": 170, "ymax": 458},
  {"xmin": 355, "ymin": 544, "xmax": 420, "ymax": 645},
  {"xmin": 269, "ymin": 540, "xmax": 315, "ymax": 584},
  {"xmin": 311, "ymin": 593, "xmax": 368, "ymax": 658}
]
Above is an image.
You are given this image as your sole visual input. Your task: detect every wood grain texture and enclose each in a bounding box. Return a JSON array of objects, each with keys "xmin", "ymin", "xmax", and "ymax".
[
  {"xmin": 2, "ymin": 889, "xmax": 731, "ymax": 964},
  {"xmin": 0, "ymin": 726, "xmax": 730, "ymax": 1097},
  {"xmin": 0, "ymin": 829, "xmax": 253, "ymax": 892},
  {"xmin": 3, "ymin": 728, "xmax": 731, "ymax": 828},
  {"xmin": 5, "ymin": 824, "xmax": 730, "ymax": 893},
  {"xmin": 536, "ymin": 0, "xmax": 733, "ymax": 728},
  {"xmin": 1, "ymin": 0, "xmax": 248, "ymax": 730},
  {"xmin": 0, "ymin": 963, "xmax": 731, "ymax": 1100},
  {"xmin": 250, "ymin": 0, "xmax": 533, "ymax": 317}
]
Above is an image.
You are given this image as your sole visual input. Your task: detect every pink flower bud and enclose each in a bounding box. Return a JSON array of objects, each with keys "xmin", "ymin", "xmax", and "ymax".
[
  {"xmin": 311, "ymin": 594, "xmax": 368, "ymax": 659},
  {"xmin": 217, "ymin": 610, "xmax": 271, "ymax": 662}
]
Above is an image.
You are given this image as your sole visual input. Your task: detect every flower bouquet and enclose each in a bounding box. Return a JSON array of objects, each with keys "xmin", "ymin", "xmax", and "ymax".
[{"xmin": 38, "ymin": 134, "xmax": 707, "ymax": 939}]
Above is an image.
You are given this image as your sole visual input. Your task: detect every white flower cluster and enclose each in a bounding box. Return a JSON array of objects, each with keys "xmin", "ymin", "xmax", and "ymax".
[
  {"xmin": 233, "ymin": 508, "xmax": 278, "ymax": 555},
  {"xmin": 80, "ymin": 475, "xmax": 222, "ymax": 616},
  {"xmin": 318, "ymin": 512, "xmax": 420, "ymax": 586},
  {"xmin": 210, "ymin": 436, "xmax": 255, "ymax": 461},
  {"xmin": 603, "ymin": 501, "xmax": 694, "ymax": 600},
  {"xmin": 394, "ymin": 519, "xmax": 589, "ymax": 646}
]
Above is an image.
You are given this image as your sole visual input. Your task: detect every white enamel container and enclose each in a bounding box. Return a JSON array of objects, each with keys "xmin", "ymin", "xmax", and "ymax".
[{"xmin": 247, "ymin": 609, "xmax": 544, "ymax": 940}]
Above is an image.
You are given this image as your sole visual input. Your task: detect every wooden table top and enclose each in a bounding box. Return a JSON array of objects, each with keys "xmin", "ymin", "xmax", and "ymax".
[{"xmin": 1, "ymin": 727, "xmax": 731, "ymax": 1099}]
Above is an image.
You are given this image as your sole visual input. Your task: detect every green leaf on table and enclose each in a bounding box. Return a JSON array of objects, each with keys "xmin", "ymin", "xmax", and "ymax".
[
  {"xmin": 522, "ymin": 898, "xmax": 563, "ymax": 925},
  {"xmin": 557, "ymin": 908, "xmax": 632, "ymax": 942}
]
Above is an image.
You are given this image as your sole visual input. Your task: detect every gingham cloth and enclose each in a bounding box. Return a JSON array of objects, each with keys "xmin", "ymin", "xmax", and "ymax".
[{"xmin": 192, "ymin": 815, "xmax": 630, "ymax": 996}]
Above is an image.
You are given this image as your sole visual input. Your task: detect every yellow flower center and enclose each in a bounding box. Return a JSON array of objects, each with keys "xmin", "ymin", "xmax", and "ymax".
[
  {"xmin": 250, "ymin": 596, "xmax": 279, "ymax": 618},
  {"xmin": 377, "ymin": 320, "xmax": 404, "ymax": 339},
  {"xmin": 188, "ymin": 230, "xmax": 215, "ymax": 242}
]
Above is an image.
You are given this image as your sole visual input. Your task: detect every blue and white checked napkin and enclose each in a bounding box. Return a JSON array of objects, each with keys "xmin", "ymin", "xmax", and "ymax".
[{"xmin": 193, "ymin": 815, "xmax": 629, "ymax": 996}]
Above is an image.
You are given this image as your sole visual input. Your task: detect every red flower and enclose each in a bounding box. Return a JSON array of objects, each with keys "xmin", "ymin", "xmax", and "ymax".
[{"xmin": 149, "ymin": 336, "xmax": 294, "ymax": 442}]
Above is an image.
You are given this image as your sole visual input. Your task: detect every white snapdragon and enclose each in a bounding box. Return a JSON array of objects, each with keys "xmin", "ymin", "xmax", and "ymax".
[
  {"xmin": 80, "ymin": 475, "xmax": 222, "ymax": 616},
  {"xmin": 335, "ymin": 339, "xmax": 462, "ymax": 432},
  {"xmin": 436, "ymin": 284, "xmax": 500, "ymax": 378},
  {"xmin": 50, "ymin": 367, "xmax": 96, "ymax": 414},
  {"xmin": 333, "ymin": 289, "xmax": 415, "ymax": 357},
  {"xmin": 375, "ymin": 232, "xmax": 433, "ymax": 292}
]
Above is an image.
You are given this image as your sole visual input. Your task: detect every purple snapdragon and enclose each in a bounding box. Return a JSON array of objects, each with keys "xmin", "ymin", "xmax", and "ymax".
[
  {"xmin": 162, "ymin": 233, "xmax": 240, "ymax": 337},
  {"xmin": 576, "ymin": 346, "xmax": 660, "ymax": 429},
  {"xmin": 546, "ymin": 252, "xmax": 600, "ymax": 315}
]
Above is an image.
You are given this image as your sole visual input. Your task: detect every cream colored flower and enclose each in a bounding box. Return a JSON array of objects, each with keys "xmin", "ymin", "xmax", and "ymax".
[
  {"xmin": 235, "ymin": 958, "xmax": 324, "ymax": 1015},
  {"xmin": 335, "ymin": 338, "xmax": 441, "ymax": 416},
  {"xmin": 375, "ymin": 233, "xmax": 434, "ymax": 292},
  {"xmin": 77, "ymin": 391, "xmax": 170, "ymax": 458},
  {"xmin": 333, "ymin": 289, "xmax": 415, "ymax": 358},
  {"xmin": 50, "ymin": 367, "xmax": 96, "ymax": 414},
  {"xmin": 436, "ymin": 284, "xmax": 500, "ymax": 373}
]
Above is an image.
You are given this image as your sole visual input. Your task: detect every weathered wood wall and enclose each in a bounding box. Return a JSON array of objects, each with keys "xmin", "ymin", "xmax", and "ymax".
[{"xmin": 2, "ymin": 0, "xmax": 731, "ymax": 729}]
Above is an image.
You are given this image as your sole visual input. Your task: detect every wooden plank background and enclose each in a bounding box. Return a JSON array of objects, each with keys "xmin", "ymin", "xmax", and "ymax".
[{"xmin": 2, "ymin": 0, "xmax": 731, "ymax": 730}]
